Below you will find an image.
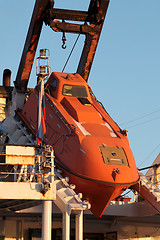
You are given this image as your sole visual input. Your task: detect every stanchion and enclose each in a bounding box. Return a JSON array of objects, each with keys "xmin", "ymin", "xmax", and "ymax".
[
  {"xmin": 42, "ymin": 200, "xmax": 52, "ymax": 240},
  {"xmin": 75, "ymin": 210, "xmax": 83, "ymax": 240},
  {"xmin": 62, "ymin": 208, "xmax": 70, "ymax": 240}
]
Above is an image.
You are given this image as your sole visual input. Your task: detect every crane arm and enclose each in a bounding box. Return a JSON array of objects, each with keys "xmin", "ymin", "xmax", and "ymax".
[
  {"xmin": 14, "ymin": 0, "xmax": 53, "ymax": 92},
  {"xmin": 49, "ymin": 0, "xmax": 110, "ymax": 82},
  {"xmin": 77, "ymin": 0, "xmax": 110, "ymax": 81},
  {"xmin": 14, "ymin": 0, "xmax": 110, "ymax": 92}
]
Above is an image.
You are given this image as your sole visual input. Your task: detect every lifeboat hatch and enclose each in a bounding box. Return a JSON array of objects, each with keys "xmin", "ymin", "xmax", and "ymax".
[
  {"xmin": 78, "ymin": 97, "xmax": 91, "ymax": 106},
  {"xmin": 99, "ymin": 146, "xmax": 128, "ymax": 166}
]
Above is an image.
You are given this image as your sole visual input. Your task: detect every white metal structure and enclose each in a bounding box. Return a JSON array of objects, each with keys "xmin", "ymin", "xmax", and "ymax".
[
  {"xmin": 0, "ymin": 114, "xmax": 90, "ymax": 240},
  {"xmin": 131, "ymin": 170, "xmax": 160, "ymax": 214}
]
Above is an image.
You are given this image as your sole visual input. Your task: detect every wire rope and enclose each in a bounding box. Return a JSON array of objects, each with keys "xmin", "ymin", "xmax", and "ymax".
[
  {"xmin": 124, "ymin": 115, "xmax": 160, "ymax": 129},
  {"xmin": 120, "ymin": 108, "xmax": 160, "ymax": 126},
  {"xmin": 138, "ymin": 143, "xmax": 160, "ymax": 168},
  {"xmin": 62, "ymin": 34, "xmax": 80, "ymax": 72}
]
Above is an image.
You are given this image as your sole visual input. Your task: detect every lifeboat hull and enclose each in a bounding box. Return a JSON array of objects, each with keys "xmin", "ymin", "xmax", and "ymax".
[{"xmin": 18, "ymin": 72, "xmax": 139, "ymax": 218}]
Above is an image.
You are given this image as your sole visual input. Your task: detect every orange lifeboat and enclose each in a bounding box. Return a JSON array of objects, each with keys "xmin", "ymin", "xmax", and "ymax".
[{"xmin": 18, "ymin": 72, "xmax": 139, "ymax": 218}]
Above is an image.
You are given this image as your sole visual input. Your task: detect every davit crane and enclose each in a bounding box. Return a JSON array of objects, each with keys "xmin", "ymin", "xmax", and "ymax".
[{"xmin": 12, "ymin": 0, "xmax": 139, "ymax": 218}]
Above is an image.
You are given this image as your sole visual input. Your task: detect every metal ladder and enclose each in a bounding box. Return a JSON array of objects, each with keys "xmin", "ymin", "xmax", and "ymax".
[{"xmin": 131, "ymin": 170, "xmax": 160, "ymax": 213}]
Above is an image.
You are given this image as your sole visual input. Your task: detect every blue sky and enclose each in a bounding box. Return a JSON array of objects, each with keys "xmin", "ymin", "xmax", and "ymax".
[{"xmin": 0, "ymin": 1, "xmax": 160, "ymax": 169}]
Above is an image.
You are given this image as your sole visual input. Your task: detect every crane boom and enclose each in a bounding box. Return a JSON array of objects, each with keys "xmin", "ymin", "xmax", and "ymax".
[
  {"xmin": 77, "ymin": 0, "xmax": 110, "ymax": 80},
  {"xmin": 14, "ymin": 0, "xmax": 110, "ymax": 92},
  {"xmin": 15, "ymin": 0, "xmax": 53, "ymax": 92}
]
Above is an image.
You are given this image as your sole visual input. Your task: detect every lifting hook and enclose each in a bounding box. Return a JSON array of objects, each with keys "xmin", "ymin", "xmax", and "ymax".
[{"xmin": 62, "ymin": 31, "xmax": 66, "ymax": 49}]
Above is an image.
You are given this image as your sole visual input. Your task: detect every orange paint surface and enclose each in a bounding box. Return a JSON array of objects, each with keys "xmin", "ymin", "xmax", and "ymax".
[{"xmin": 19, "ymin": 72, "xmax": 139, "ymax": 218}]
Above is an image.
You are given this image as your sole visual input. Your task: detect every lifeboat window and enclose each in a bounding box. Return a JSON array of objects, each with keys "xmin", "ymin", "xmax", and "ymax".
[
  {"xmin": 50, "ymin": 79, "xmax": 57, "ymax": 91},
  {"xmin": 62, "ymin": 84, "xmax": 88, "ymax": 97}
]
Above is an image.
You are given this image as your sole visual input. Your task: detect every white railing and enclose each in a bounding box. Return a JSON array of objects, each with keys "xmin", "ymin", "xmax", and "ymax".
[{"xmin": 0, "ymin": 145, "xmax": 54, "ymax": 187}]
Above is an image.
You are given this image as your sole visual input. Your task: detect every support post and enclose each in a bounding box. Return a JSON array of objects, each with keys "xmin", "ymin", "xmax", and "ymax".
[
  {"xmin": 42, "ymin": 200, "xmax": 52, "ymax": 240},
  {"xmin": 14, "ymin": 165, "xmax": 17, "ymax": 182},
  {"xmin": 62, "ymin": 208, "xmax": 70, "ymax": 240},
  {"xmin": 75, "ymin": 210, "xmax": 83, "ymax": 240},
  {"xmin": 153, "ymin": 166, "xmax": 157, "ymax": 186}
]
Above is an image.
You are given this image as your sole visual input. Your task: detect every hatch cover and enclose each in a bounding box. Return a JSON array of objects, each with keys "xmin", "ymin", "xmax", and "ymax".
[{"xmin": 99, "ymin": 146, "xmax": 128, "ymax": 166}]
